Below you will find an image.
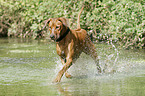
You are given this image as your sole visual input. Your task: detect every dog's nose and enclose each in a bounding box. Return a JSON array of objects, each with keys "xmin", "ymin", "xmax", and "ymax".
[{"xmin": 50, "ymin": 34, "xmax": 55, "ymax": 39}]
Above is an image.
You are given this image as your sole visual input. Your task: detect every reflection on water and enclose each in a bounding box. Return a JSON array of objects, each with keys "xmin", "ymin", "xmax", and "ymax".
[{"xmin": 0, "ymin": 38, "xmax": 145, "ymax": 96}]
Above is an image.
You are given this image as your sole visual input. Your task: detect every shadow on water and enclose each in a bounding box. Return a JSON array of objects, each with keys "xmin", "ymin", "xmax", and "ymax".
[{"xmin": 0, "ymin": 38, "xmax": 145, "ymax": 96}]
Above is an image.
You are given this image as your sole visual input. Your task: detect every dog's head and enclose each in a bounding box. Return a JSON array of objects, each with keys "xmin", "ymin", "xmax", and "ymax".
[{"xmin": 44, "ymin": 18, "xmax": 69, "ymax": 41}]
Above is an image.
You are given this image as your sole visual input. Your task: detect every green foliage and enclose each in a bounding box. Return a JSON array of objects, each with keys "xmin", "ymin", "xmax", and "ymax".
[{"xmin": 0, "ymin": 0, "xmax": 144, "ymax": 49}]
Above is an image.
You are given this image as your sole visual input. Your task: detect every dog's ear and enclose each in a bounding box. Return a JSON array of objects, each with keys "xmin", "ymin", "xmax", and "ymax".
[
  {"xmin": 42, "ymin": 18, "xmax": 52, "ymax": 30},
  {"xmin": 58, "ymin": 18, "xmax": 69, "ymax": 27}
]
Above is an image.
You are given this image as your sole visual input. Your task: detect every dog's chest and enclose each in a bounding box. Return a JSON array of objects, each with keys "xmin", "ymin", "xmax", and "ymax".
[{"xmin": 56, "ymin": 44, "xmax": 68, "ymax": 57}]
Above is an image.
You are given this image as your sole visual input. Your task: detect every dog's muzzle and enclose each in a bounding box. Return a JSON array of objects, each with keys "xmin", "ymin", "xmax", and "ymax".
[
  {"xmin": 50, "ymin": 34, "xmax": 55, "ymax": 40},
  {"xmin": 50, "ymin": 27, "xmax": 70, "ymax": 42}
]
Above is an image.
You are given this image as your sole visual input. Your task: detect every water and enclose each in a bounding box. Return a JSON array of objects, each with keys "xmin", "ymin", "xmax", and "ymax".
[{"xmin": 0, "ymin": 38, "xmax": 145, "ymax": 96}]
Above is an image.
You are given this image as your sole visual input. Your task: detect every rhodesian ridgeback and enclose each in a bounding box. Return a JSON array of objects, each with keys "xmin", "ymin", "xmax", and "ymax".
[{"xmin": 41, "ymin": 7, "xmax": 101, "ymax": 82}]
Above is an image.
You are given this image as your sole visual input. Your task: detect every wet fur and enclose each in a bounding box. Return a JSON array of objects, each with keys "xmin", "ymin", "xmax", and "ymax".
[{"xmin": 45, "ymin": 7, "xmax": 101, "ymax": 82}]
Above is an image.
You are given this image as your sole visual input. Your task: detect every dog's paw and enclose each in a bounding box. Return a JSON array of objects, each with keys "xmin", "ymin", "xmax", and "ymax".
[
  {"xmin": 65, "ymin": 73, "xmax": 72, "ymax": 78},
  {"xmin": 52, "ymin": 77, "xmax": 61, "ymax": 83}
]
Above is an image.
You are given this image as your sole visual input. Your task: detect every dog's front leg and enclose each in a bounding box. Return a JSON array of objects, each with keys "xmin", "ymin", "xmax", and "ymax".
[
  {"xmin": 60, "ymin": 57, "xmax": 72, "ymax": 78},
  {"xmin": 53, "ymin": 58, "xmax": 73, "ymax": 83}
]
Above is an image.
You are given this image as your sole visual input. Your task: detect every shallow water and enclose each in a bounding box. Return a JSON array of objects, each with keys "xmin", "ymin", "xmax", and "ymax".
[{"xmin": 0, "ymin": 38, "xmax": 145, "ymax": 96}]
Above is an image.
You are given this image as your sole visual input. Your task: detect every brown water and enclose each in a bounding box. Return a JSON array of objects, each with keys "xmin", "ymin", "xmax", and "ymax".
[{"xmin": 0, "ymin": 38, "xmax": 145, "ymax": 96}]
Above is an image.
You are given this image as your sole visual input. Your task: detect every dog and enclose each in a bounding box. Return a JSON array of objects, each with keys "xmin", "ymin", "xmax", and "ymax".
[{"xmin": 40, "ymin": 7, "xmax": 101, "ymax": 82}]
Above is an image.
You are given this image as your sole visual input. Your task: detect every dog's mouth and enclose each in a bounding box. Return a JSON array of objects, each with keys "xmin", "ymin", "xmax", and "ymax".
[{"xmin": 50, "ymin": 34, "xmax": 60, "ymax": 41}]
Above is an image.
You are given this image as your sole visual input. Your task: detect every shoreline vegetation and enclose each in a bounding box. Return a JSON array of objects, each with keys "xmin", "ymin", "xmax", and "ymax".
[{"xmin": 0, "ymin": 0, "xmax": 144, "ymax": 49}]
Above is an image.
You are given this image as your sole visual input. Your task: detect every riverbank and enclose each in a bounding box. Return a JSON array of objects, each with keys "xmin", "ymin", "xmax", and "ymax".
[
  {"xmin": 0, "ymin": 38, "xmax": 145, "ymax": 96},
  {"xmin": 0, "ymin": 0, "xmax": 144, "ymax": 49}
]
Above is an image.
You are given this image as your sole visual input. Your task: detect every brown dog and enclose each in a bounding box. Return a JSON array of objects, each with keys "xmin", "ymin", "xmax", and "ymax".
[{"xmin": 41, "ymin": 7, "xmax": 101, "ymax": 82}]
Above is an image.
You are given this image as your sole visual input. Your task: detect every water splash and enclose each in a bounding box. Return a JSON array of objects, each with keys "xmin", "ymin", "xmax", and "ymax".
[
  {"xmin": 53, "ymin": 41, "xmax": 120, "ymax": 80},
  {"xmin": 103, "ymin": 40, "xmax": 119, "ymax": 73}
]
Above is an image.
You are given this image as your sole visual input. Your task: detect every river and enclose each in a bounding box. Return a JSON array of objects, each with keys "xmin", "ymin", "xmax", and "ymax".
[{"xmin": 0, "ymin": 38, "xmax": 145, "ymax": 96}]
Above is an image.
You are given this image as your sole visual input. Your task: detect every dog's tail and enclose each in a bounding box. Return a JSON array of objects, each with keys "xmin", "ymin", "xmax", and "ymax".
[{"xmin": 77, "ymin": 6, "xmax": 84, "ymax": 29}]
